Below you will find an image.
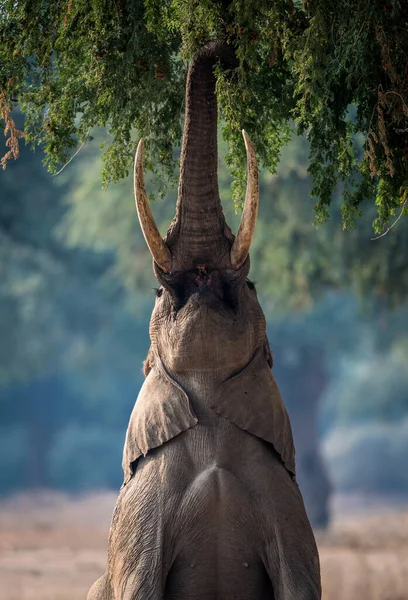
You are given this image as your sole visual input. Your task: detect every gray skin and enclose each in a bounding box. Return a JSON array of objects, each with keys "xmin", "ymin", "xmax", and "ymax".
[{"xmin": 88, "ymin": 41, "xmax": 321, "ymax": 600}]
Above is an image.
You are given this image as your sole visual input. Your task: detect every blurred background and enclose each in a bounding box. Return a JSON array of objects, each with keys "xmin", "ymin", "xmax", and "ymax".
[{"xmin": 1, "ymin": 119, "xmax": 408, "ymax": 599}]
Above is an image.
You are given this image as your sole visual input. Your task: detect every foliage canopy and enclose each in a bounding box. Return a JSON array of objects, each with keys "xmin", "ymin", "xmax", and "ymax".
[{"xmin": 1, "ymin": 0, "xmax": 407, "ymax": 231}]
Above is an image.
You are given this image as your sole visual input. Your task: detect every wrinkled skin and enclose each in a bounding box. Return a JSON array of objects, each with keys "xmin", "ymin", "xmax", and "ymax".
[
  {"xmin": 88, "ymin": 41, "xmax": 321, "ymax": 600},
  {"xmin": 88, "ymin": 265, "xmax": 321, "ymax": 600},
  {"xmin": 150, "ymin": 265, "xmax": 264, "ymax": 377}
]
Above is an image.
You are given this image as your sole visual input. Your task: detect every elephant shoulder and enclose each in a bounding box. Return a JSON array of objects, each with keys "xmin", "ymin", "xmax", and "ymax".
[
  {"xmin": 122, "ymin": 368, "xmax": 198, "ymax": 485},
  {"xmin": 210, "ymin": 350, "xmax": 296, "ymax": 477}
]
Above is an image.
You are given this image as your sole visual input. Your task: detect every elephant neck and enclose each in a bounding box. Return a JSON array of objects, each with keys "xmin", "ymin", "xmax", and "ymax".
[
  {"xmin": 159, "ymin": 358, "xmax": 232, "ymax": 405},
  {"xmin": 156, "ymin": 347, "xmax": 262, "ymax": 416}
]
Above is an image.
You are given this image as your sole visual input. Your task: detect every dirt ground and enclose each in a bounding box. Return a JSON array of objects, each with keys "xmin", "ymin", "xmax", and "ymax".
[{"xmin": 1, "ymin": 492, "xmax": 408, "ymax": 600}]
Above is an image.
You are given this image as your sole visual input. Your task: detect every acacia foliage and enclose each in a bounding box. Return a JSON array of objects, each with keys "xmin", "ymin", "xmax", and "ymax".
[{"xmin": 0, "ymin": 0, "xmax": 407, "ymax": 231}]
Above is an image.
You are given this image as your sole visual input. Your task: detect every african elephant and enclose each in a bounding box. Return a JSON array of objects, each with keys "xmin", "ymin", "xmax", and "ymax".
[{"xmin": 88, "ymin": 41, "xmax": 321, "ymax": 600}]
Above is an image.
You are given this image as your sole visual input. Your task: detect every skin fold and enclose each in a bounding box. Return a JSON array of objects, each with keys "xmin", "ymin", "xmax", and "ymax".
[{"xmin": 87, "ymin": 41, "xmax": 321, "ymax": 600}]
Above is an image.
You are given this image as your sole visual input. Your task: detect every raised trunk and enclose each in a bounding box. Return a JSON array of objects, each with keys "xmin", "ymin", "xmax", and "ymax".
[{"xmin": 166, "ymin": 42, "xmax": 237, "ymax": 270}]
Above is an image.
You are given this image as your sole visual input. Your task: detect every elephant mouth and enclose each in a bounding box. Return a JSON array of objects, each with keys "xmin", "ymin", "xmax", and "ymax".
[
  {"xmin": 182, "ymin": 289, "xmax": 238, "ymax": 320},
  {"xmin": 190, "ymin": 288, "xmax": 214, "ymax": 300},
  {"xmin": 168, "ymin": 266, "xmax": 242, "ymax": 317},
  {"xmin": 188, "ymin": 288, "xmax": 222, "ymax": 308}
]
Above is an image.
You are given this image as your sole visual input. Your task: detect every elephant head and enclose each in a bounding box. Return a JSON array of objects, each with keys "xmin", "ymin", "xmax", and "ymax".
[{"xmin": 135, "ymin": 41, "xmax": 270, "ymax": 382}]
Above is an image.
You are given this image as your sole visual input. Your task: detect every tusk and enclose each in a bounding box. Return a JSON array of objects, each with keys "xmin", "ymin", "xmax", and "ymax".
[
  {"xmin": 230, "ymin": 130, "xmax": 259, "ymax": 270},
  {"xmin": 134, "ymin": 139, "xmax": 172, "ymax": 273}
]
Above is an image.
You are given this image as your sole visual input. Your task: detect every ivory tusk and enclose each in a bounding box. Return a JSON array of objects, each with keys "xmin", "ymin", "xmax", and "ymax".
[
  {"xmin": 230, "ymin": 130, "xmax": 259, "ymax": 270},
  {"xmin": 134, "ymin": 139, "xmax": 172, "ymax": 273}
]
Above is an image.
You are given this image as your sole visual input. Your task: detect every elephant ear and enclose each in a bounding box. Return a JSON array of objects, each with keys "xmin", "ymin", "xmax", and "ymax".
[
  {"xmin": 122, "ymin": 365, "xmax": 198, "ymax": 485},
  {"xmin": 210, "ymin": 349, "xmax": 296, "ymax": 477}
]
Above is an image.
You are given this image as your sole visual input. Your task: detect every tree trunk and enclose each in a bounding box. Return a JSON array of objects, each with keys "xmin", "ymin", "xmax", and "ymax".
[
  {"xmin": 275, "ymin": 346, "xmax": 332, "ymax": 528},
  {"xmin": 26, "ymin": 378, "xmax": 59, "ymax": 489}
]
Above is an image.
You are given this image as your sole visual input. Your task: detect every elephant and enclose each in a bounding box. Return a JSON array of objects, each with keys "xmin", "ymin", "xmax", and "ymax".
[{"xmin": 88, "ymin": 41, "xmax": 321, "ymax": 600}]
